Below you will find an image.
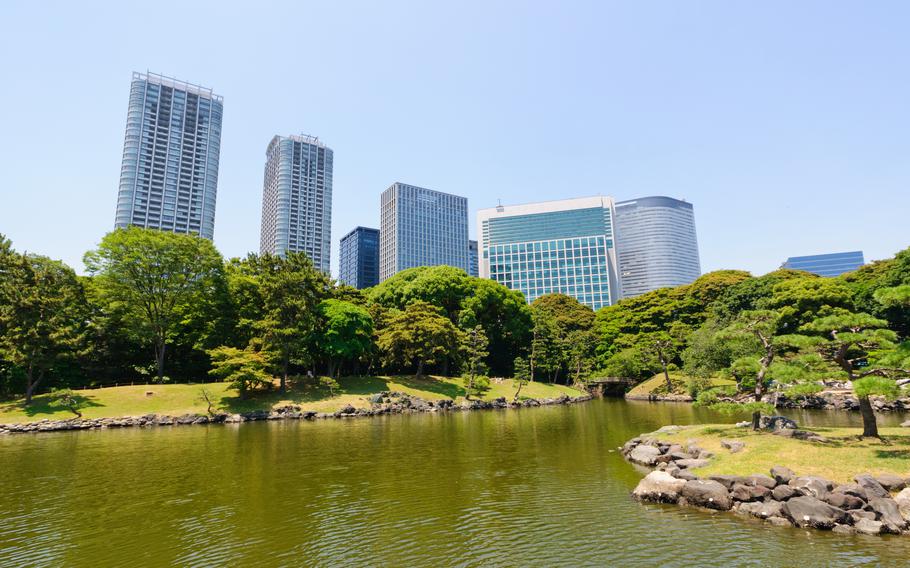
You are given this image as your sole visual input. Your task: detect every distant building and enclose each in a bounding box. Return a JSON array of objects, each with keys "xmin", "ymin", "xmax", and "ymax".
[
  {"xmin": 379, "ymin": 183, "xmax": 469, "ymax": 281},
  {"xmin": 339, "ymin": 227, "xmax": 380, "ymax": 289},
  {"xmin": 259, "ymin": 134, "xmax": 333, "ymax": 273},
  {"xmin": 115, "ymin": 72, "xmax": 223, "ymax": 239},
  {"xmin": 477, "ymin": 196, "xmax": 620, "ymax": 310},
  {"xmin": 782, "ymin": 251, "xmax": 864, "ymax": 277},
  {"xmin": 468, "ymin": 240, "xmax": 479, "ymax": 277},
  {"xmin": 614, "ymin": 196, "xmax": 701, "ymax": 299}
]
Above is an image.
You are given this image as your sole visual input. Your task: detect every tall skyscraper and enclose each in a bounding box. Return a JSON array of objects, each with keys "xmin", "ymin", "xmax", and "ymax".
[
  {"xmin": 478, "ymin": 197, "xmax": 620, "ymax": 310},
  {"xmin": 115, "ymin": 72, "xmax": 223, "ymax": 239},
  {"xmin": 468, "ymin": 240, "xmax": 479, "ymax": 277},
  {"xmin": 614, "ymin": 196, "xmax": 701, "ymax": 299},
  {"xmin": 339, "ymin": 227, "xmax": 380, "ymax": 289},
  {"xmin": 379, "ymin": 183, "xmax": 469, "ymax": 281},
  {"xmin": 259, "ymin": 134, "xmax": 333, "ymax": 273},
  {"xmin": 782, "ymin": 251, "xmax": 864, "ymax": 277}
]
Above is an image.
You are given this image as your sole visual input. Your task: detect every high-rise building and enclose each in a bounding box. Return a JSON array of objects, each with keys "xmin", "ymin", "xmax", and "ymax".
[
  {"xmin": 468, "ymin": 240, "xmax": 479, "ymax": 277},
  {"xmin": 339, "ymin": 227, "xmax": 380, "ymax": 289},
  {"xmin": 614, "ymin": 196, "xmax": 701, "ymax": 299},
  {"xmin": 259, "ymin": 134, "xmax": 333, "ymax": 272},
  {"xmin": 115, "ymin": 72, "xmax": 223, "ymax": 239},
  {"xmin": 782, "ymin": 251, "xmax": 864, "ymax": 277},
  {"xmin": 379, "ymin": 183, "xmax": 469, "ymax": 281},
  {"xmin": 477, "ymin": 196, "xmax": 620, "ymax": 310}
]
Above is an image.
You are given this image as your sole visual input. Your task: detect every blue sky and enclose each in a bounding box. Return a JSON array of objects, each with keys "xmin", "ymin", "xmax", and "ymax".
[{"xmin": 1, "ymin": 1, "xmax": 908, "ymax": 277}]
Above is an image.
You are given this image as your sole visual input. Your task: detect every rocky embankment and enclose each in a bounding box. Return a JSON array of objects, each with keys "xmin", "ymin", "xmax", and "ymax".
[
  {"xmin": 0, "ymin": 391, "xmax": 592, "ymax": 436},
  {"xmin": 623, "ymin": 430, "xmax": 910, "ymax": 536},
  {"xmin": 627, "ymin": 389, "xmax": 910, "ymax": 413}
]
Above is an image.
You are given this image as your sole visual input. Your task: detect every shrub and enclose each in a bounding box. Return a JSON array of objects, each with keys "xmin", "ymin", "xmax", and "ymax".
[{"xmin": 687, "ymin": 375, "xmax": 713, "ymax": 398}]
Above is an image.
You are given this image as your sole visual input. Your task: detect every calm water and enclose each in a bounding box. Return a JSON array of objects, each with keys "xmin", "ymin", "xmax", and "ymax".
[{"xmin": 2, "ymin": 400, "xmax": 910, "ymax": 567}]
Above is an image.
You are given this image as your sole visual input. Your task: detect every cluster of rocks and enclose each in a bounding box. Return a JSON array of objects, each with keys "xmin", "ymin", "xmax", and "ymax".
[
  {"xmin": 624, "ymin": 434, "xmax": 910, "ymax": 536},
  {"xmin": 774, "ymin": 391, "xmax": 910, "ymax": 413},
  {"xmin": 0, "ymin": 391, "xmax": 593, "ymax": 436}
]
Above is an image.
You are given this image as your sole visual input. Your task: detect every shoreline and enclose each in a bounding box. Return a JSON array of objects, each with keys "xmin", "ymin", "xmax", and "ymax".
[
  {"xmin": 0, "ymin": 391, "xmax": 593, "ymax": 436},
  {"xmin": 625, "ymin": 391, "xmax": 910, "ymax": 413}
]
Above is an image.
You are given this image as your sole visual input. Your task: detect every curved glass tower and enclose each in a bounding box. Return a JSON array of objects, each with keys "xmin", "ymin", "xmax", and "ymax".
[
  {"xmin": 115, "ymin": 72, "xmax": 223, "ymax": 239},
  {"xmin": 613, "ymin": 196, "xmax": 701, "ymax": 299}
]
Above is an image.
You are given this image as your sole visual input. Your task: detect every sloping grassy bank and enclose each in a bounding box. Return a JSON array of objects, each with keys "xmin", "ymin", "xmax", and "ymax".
[
  {"xmin": 0, "ymin": 376, "xmax": 584, "ymax": 424},
  {"xmin": 625, "ymin": 373, "xmax": 735, "ymax": 399}
]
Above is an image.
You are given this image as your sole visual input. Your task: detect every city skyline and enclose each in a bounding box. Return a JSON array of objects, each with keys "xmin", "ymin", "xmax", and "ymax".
[{"xmin": 3, "ymin": 2, "xmax": 909, "ymax": 279}]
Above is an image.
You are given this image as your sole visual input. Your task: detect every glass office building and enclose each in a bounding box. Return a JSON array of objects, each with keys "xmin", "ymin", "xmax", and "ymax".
[
  {"xmin": 339, "ymin": 227, "xmax": 380, "ymax": 289},
  {"xmin": 782, "ymin": 251, "xmax": 864, "ymax": 277},
  {"xmin": 115, "ymin": 72, "xmax": 223, "ymax": 239},
  {"xmin": 259, "ymin": 134, "xmax": 333, "ymax": 273},
  {"xmin": 477, "ymin": 197, "xmax": 620, "ymax": 310},
  {"xmin": 379, "ymin": 183, "xmax": 469, "ymax": 281},
  {"xmin": 614, "ymin": 196, "xmax": 701, "ymax": 299},
  {"xmin": 468, "ymin": 240, "xmax": 479, "ymax": 277}
]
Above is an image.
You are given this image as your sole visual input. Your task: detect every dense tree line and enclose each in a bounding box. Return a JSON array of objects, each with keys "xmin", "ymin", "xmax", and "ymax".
[{"xmin": 2, "ymin": 227, "xmax": 909, "ymax": 438}]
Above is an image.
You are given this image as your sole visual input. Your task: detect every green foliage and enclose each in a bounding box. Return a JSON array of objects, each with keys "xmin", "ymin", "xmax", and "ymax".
[
  {"xmin": 785, "ymin": 382, "xmax": 824, "ymax": 398},
  {"xmin": 317, "ymin": 299, "xmax": 374, "ymax": 377},
  {"xmin": 47, "ymin": 388, "xmax": 86, "ymax": 417},
  {"xmin": 708, "ymin": 401, "xmax": 775, "ymax": 416},
  {"xmin": 318, "ymin": 375, "xmax": 340, "ymax": 396},
  {"xmin": 874, "ymin": 285, "xmax": 910, "ymax": 308},
  {"xmin": 853, "ymin": 376, "xmax": 900, "ymax": 400},
  {"xmin": 599, "ymin": 347, "xmax": 655, "ymax": 380},
  {"xmin": 460, "ymin": 325, "xmax": 490, "ymax": 393},
  {"xmin": 207, "ymin": 346, "xmax": 273, "ymax": 400},
  {"xmin": 84, "ymin": 227, "xmax": 224, "ymax": 381},
  {"xmin": 462, "ymin": 374, "xmax": 491, "ymax": 398},
  {"xmin": 376, "ymin": 301, "xmax": 462, "ymax": 377},
  {"xmin": 694, "ymin": 389, "xmax": 720, "ymax": 407},
  {"xmin": 687, "ymin": 375, "xmax": 713, "ymax": 398},
  {"xmin": 765, "ymin": 277, "xmax": 854, "ymax": 331}
]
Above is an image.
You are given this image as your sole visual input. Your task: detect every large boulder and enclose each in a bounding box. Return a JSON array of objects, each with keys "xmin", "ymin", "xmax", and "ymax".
[
  {"xmin": 824, "ymin": 492, "xmax": 866, "ymax": 510},
  {"xmin": 867, "ymin": 497, "xmax": 906, "ymax": 534},
  {"xmin": 855, "ymin": 518, "xmax": 884, "ymax": 535},
  {"xmin": 747, "ymin": 474, "xmax": 777, "ymax": 489},
  {"xmin": 675, "ymin": 458, "xmax": 711, "ymax": 469},
  {"xmin": 632, "ymin": 471, "xmax": 687, "ymax": 503},
  {"xmin": 731, "ymin": 483, "xmax": 771, "ymax": 502},
  {"xmin": 720, "ymin": 439, "xmax": 745, "ymax": 453},
  {"xmin": 760, "ymin": 415, "xmax": 798, "ymax": 431},
  {"xmin": 709, "ymin": 475, "xmax": 749, "ymax": 490},
  {"xmin": 681, "ymin": 480, "xmax": 733, "ymax": 511},
  {"xmin": 772, "ymin": 485, "xmax": 797, "ymax": 501},
  {"xmin": 894, "ymin": 487, "xmax": 910, "ymax": 522},
  {"xmin": 781, "ymin": 496, "xmax": 849, "ymax": 529},
  {"xmin": 770, "ymin": 466, "xmax": 796, "ymax": 486},
  {"xmin": 789, "ymin": 476, "xmax": 833, "ymax": 500},
  {"xmin": 738, "ymin": 500, "xmax": 783, "ymax": 519},
  {"xmin": 875, "ymin": 474, "xmax": 907, "ymax": 492},
  {"xmin": 628, "ymin": 444, "xmax": 662, "ymax": 466},
  {"xmin": 855, "ymin": 475, "xmax": 890, "ymax": 499},
  {"xmin": 832, "ymin": 483, "xmax": 869, "ymax": 502}
]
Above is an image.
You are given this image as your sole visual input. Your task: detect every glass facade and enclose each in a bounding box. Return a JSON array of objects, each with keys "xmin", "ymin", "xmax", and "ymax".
[
  {"xmin": 782, "ymin": 251, "xmax": 864, "ymax": 277},
  {"xmin": 379, "ymin": 183, "xmax": 469, "ymax": 281},
  {"xmin": 115, "ymin": 72, "xmax": 223, "ymax": 239},
  {"xmin": 614, "ymin": 196, "xmax": 701, "ymax": 299},
  {"xmin": 468, "ymin": 240, "xmax": 479, "ymax": 277},
  {"xmin": 478, "ymin": 197, "xmax": 619, "ymax": 310},
  {"xmin": 259, "ymin": 134, "xmax": 333, "ymax": 273},
  {"xmin": 339, "ymin": 227, "xmax": 380, "ymax": 289}
]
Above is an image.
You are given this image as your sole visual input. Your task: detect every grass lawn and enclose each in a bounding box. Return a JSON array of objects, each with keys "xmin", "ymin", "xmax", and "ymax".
[
  {"xmin": 652, "ymin": 424, "xmax": 910, "ymax": 483},
  {"xmin": 0, "ymin": 376, "xmax": 585, "ymax": 424},
  {"xmin": 626, "ymin": 373, "xmax": 735, "ymax": 398}
]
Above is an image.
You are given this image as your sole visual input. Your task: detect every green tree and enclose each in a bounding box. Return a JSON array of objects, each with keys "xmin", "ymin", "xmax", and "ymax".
[
  {"xmin": 458, "ymin": 278, "xmax": 532, "ymax": 376},
  {"xmin": 530, "ymin": 294, "xmax": 595, "ymax": 383},
  {"xmin": 800, "ymin": 310, "xmax": 907, "ymax": 438},
  {"xmin": 460, "ymin": 325, "xmax": 489, "ymax": 398},
  {"xmin": 376, "ymin": 301, "xmax": 462, "ymax": 378},
  {"xmin": 84, "ymin": 227, "xmax": 224, "ymax": 382},
  {"xmin": 0, "ymin": 244, "xmax": 88, "ymax": 404},
  {"xmin": 512, "ymin": 356, "xmax": 531, "ymax": 402},
  {"xmin": 317, "ymin": 299, "xmax": 374, "ymax": 377},
  {"xmin": 207, "ymin": 346, "xmax": 273, "ymax": 400}
]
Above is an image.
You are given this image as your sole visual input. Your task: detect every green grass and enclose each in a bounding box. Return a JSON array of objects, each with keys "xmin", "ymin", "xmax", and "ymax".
[
  {"xmin": 626, "ymin": 373, "xmax": 734, "ymax": 398},
  {"xmin": 0, "ymin": 376, "xmax": 585, "ymax": 424},
  {"xmin": 652, "ymin": 424, "xmax": 910, "ymax": 483}
]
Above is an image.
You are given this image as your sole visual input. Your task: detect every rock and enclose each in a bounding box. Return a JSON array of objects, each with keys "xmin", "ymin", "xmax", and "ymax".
[
  {"xmin": 868, "ymin": 497, "xmax": 906, "ymax": 534},
  {"xmin": 771, "ymin": 466, "xmax": 796, "ymax": 486},
  {"xmin": 675, "ymin": 458, "xmax": 711, "ymax": 469},
  {"xmin": 760, "ymin": 415, "xmax": 798, "ymax": 431},
  {"xmin": 735, "ymin": 421, "xmax": 751, "ymax": 428},
  {"xmin": 824, "ymin": 492, "xmax": 866, "ymax": 510},
  {"xmin": 772, "ymin": 485, "xmax": 797, "ymax": 501},
  {"xmin": 875, "ymin": 474, "xmax": 907, "ymax": 492},
  {"xmin": 894, "ymin": 487, "xmax": 910, "ymax": 521},
  {"xmin": 720, "ymin": 439, "xmax": 745, "ymax": 453},
  {"xmin": 671, "ymin": 469, "xmax": 699, "ymax": 481},
  {"xmin": 337, "ymin": 404, "xmax": 357, "ymax": 416},
  {"xmin": 681, "ymin": 479, "xmax": 733, "ymax": 511},
  {"xmin": 731, "ymin": 483, "xmax": 771, "ymax": 502},
  {"xmin": 709, "ymin": 475, "xmax": 749, "ymax": 490},
  {"xmin": 855, "ymin": 474, "xmax": 890, "ymax": 499},
  {"xmin": 901, "ymin": 420, "xmax": 910, "ymax": 428},
  {"xmin": 632, "ymin": 471, "xmax": 688, "ymax": 503},
  {"xmin": 832, "ymin": 524, "xmax": 855, "ymax": 535},
  {"xmin": 849, "ymin": 510, "xmax": 877, "ymax": 524},
  {"xmin": 654, "ymin": 425, "xmax": 683, "ymax": 434},
  {"xmin": 738, "ymin": 500, "xmax": 783, "ymax": 519},
  {"xmin": 667, "ymin": 451, "xmax": 691, "ymax": 461},
  {"xmin": 767, "ymin": 516, "xmax": 793, "ymax": 527},
  {"xmin": 628, "ymin": 444, "xmax": 662, "ymax": 466},
  {"xmin": 781, "ymin": 496, "xmax": 849, "ymax": 529},
  {"xmin": 855, "ymin": 518, "xmax": 884, "ymax": 535},
  {"xmin": 789, "ymin": 476, "xmax": 833, "ymax": 500},
  {"xmin": 368, "ymin": 393, "xmax": 384, "ymax": 404},
  {"xmin": 747, "ymin": 474, "xmax": 777, "ymax": 489}
]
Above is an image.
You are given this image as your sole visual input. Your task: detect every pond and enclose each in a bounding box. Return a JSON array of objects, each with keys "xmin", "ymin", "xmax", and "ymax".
[{"xmin": 1, "ymin": 399, "xmax": 908, "ymax": 567}]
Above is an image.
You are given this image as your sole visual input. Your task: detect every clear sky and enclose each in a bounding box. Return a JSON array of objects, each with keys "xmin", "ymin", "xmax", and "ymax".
[{"xmin": 1, "ymin": 1, "xmax": 908, "ymax": 277}]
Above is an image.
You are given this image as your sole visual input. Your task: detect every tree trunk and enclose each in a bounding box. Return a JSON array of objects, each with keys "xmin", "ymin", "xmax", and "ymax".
[
  {"xmin": 751, "ymin": 410, "xmax": 761, "ymax": 431},
  {"xmin": 327, "ymin": 360, "xmax": 336, "ymax": 380},
  {"xmin": 280, "ymin": 355, "xmax": 288, "ymax": 394},
  {"xmin": 858, "ymin": 396, "xmax": 880, "ymax": 438},
  {"xmin": 513, "ymin": 380, "xmax": 524, "ymax": 402},
  {"xmin": 663, "ymin": 366, "xmax": 673, "ymax": 392},
  {"xmin": 416, "ymin": 358, "xmax": 424, "ymax": 379},
  {"xmin": 24, "ymin": 365, "xmax": 42, "ymax": 405},
  {"xmin": 155, "ymin": 337, "xmax": 166, "ymax": 382}
]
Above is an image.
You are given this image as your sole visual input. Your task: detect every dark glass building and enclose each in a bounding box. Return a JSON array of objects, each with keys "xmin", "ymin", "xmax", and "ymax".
[
  {"xmin": 339, "ymin": 227, "xmax": 380, "ymax": 289},
  {"xmin": 781, "ymin": 251, "xmax": 864, "ymax": 277},
  {"xmin": 468, "ymin": 240, "xmax": 478, "ymax": 277}
]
